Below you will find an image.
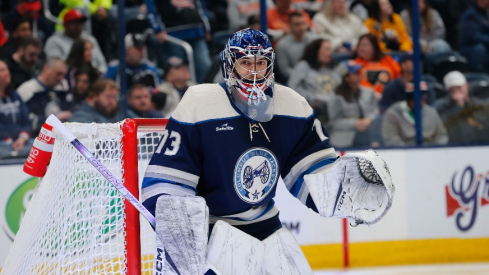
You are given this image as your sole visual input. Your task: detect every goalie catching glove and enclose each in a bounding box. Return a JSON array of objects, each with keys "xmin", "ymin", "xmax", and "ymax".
[{"xmin": 304, "ymin": 149, "xmax": 394, "ymax": 226}]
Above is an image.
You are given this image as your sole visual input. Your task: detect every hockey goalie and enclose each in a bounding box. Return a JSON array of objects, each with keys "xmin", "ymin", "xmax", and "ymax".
[{"xmin": 142, "ymin": 28, "xmax": 394, "ymax": 274}]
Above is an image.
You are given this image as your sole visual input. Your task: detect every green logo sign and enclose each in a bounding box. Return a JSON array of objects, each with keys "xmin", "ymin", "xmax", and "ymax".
[{"xmin": 3, "ymin": 177, "xmax": 38, "ymax": 241}]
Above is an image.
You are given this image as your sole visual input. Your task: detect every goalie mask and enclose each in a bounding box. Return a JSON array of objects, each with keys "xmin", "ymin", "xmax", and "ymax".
[{"xmin": 220, "ymin": 28, "xmax": 275, "ymax": 122}]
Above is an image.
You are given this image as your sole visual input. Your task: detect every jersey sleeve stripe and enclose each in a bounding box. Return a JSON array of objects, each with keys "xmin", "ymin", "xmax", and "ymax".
[
  {"xmin": 287, "ymin": 158, "xmax": 336, "ymax": 207},
  {"xmin": 145, "ymin": 165, "xmax": 199, "ymax": 187},
  {"xmin": 283, "ymin": 148, "xmax": 337, "ymax": 189},
  {"xmin": 143, "ymin": 172, "xmax": 198, "ymax": 189},
  {"xmin": 142, "ymin": 181, "xmax": 196, "ymax": 201},
  {"xmin": 288, "ymin": 158, "xmax": 337, "ymax": 197}
]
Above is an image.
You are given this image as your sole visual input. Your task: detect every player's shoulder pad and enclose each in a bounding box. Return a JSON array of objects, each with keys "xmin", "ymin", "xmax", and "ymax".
[
  {"xmin": 273, "ymin": 84, "xmax": 314, "ymax": 119},
  {"xmin": 171, "ymin": 84, "xmax": 240, "ymax": 124}
]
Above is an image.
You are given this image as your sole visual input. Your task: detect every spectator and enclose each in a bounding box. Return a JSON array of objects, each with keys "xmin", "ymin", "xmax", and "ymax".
[
  {"xmin": 400, "ymin": 0, "xmax": 451, "ymax": 54},
  {"xmin": 128, "ymin": 83, "xmax": 164, "ymax": 118},
  {"xmin": 17, "ymin": 58, "xmax": 71, "ymax": 134},
  {"xmin": 4, "ymin": 36, "xmax": 43, "ymax": 89},
  {"xmin": 1, "ymin": 18, "xmax": 31, "ymax": 59},
  {"xmin": 3, "ymin": 0, "xmax": 54, "ymax": 42},
  {"xmin": 288, "ymin": 39, "xmax": 341, "ymax": 123},
  {"xmin": 0, "ymin": 60, "xmax": 33, "ymax": 159},
  {"xmin": 328, "ymin": 60, "xmax": 379, "ymax": 147},
  {"xmin": 157, "ymin": 56, "xmax": 196, "ymax": 117},
  {"xmin": 267, "ymin": 0, "xmax": 313, "ymax": 40},
  {"xmin": 436, "ymin": 71, "xmax": 489, "ymax": 144},
  {"xmin": 70, "ymin": 78, "xmax": 136, "ymax": 123},
  {"xmin": 380, "ymin": 55, "xmax": 435, "ymax": 112},
  {"xmin": 276, "ymin": 12, "xmax": 317, "ymax": 81},
  {"xmin": 147, "ymin": 0, "xmax": 212, "ymax": 83},
  {"xmin": 382, "ymin": 84, "xmax": 448, "ymax": 146},
  {"xmin": 350, "ymin": 0, "xmax": 374, "ymax": 21},
  {"xmin": 56, "ymin": 0, "xmax": 113, "ymax": 59},
  {"xmin": 65, "ymin": 38, "xmax": 100, "ymax": 91},
  {"xmin": 44, "ymin": 9, "xmax": 107, "ymax": 74},
  {"xmin": 105, "ymin": 33, "xmax": 162, "ymax": 89},
  {"xmin": 459, "ymin": 0, "xmax": 489, "ymax": 72},
  {"xmin": 312, "ymin": 0, "xmax": 368, "ymax": 53},
  {"xmin": 364, "ymin": 0, "xmax": 413, "ymax": 53},
  {"xmin": 227, "ymin": 0, "xmax": 273, "ymax": 31},
  {"xmin": 247, "ymin": 14, "xmax": 262, "ymax": 31},
  {"xmin": 354, "ymin": 33, "xmax": 401, "ymax": 97},
  {"xmin": 69, "ymin": 65, "xmax": 99, "ymax": 112}
]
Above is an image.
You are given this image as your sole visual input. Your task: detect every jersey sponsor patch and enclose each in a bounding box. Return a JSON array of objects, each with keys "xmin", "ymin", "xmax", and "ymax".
[{"xmin": 234, "ymin": 148, "xmax": 278, "ymax": 204}]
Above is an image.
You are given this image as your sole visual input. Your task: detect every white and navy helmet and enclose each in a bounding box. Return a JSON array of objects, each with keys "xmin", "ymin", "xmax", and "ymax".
[{"xmin": 220, "ymin": 28, "xmax": 275, "ymax": 106}]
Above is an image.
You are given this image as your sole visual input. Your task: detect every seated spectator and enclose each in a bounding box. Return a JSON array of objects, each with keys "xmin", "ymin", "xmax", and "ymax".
[
  {"xmin": 354, "ymin": 33, "xmax": 401, "ymax": 97},
  {"xmin": 276, "ymin": 12, "xmax": 317, "ymax": 81},
  {"xmin": 148, "ymin": 0, "xmax": 212, "ymax": 83},
  {"xmin": 1, "ymin": 18, "xmax": 31, "ymax": 59},
  {"xmin": 328, "ymin": 60, "xmax": 379, "ymax": 147},
  {"xmin": 128, "ymin": 84, "xmax": 164, "ymax": 118},
  {"xmin": 69, "ymin": 65, "xmax": 99, "ymax": 112},
  {"xmin": 65, "ymin": 38, "xmax": 100, "ymax": 90},
  {"xmin": 400, "ymin": 0, "xmax": 451, "ymax": 54},
  {"xmin": 380, "ymin": 55, "xmax": 435, "ymax": 112},
  {"xmin": 436, "ymin": 71, "xmax": 489, "ymax": 144},
  {"xmin": 459, "ymin": 0, "xmax": 489, "ymax": 72},
  {"xmin": 3, "ymin": 0, "xmax": 54, "ymax": 43},
  {"xmin": 105, "ymin": 33, "xmax": 162, "ymax": 89},
  {"xmin": 56, "ymin": 0, "xmax": 113, "ymax": 58},
  {"xmin": 312, "ymin": 0, "xmax": 368, "ymax": 54},
  {"xmin": 151, "ymin": 92, "xmax": 167, "ymax": 114},
  {"xmin": 4, "ymin": 36, "xmax": 43, "ymax": 89},
  {"xmin": 247, "ymin": 14, "xmax": 262, "ymax": 31},
  {"xmin": 382, "ymin": 85, "xmax": 448, "ymax": 146},
  {"xmin": 227, "ymin": 0, "xmax": 274, "ymax": 31},
  {"xmin": 288, "ymin": 39, "xmax": 341, "ymax": 123},
  {"xmin": 70, "ymin": 79, "xmax": 136, "ymax": 123},
  {"xmin": 267, "ymin": 0, "xmax": 313, "ymax": 40},
  {"xmin": 157, "ymin": 56, "xmax": 196, "ymax": 117},
  {"xmin": 17, "ymin": 58, "xmax": 71, "ymax": 134},
  {"xmin": 0, "ymin": 60, "xmax": 33, "ymax": 159},
  {"xmin": 350, "ymin": 0, "xmax": 373, "ymax": 21},
  {"xmin": 364, "ymin": 0, "xmax": 413, "ymax": 53},
  {"xmin": 44, "ymin": 9, "xmax": 107, "ymax": 73}
]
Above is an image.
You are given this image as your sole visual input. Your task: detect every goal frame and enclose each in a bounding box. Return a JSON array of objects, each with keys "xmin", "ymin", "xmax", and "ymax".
[{"xmin": 121, "ymin": 118, "xmax": 168, "ymax": 275}]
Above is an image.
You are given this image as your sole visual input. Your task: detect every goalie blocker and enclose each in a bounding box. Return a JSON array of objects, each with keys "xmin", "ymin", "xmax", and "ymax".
[{"xmin": 304, "ymin": 149, "xmax": 394, "ymax": 226}]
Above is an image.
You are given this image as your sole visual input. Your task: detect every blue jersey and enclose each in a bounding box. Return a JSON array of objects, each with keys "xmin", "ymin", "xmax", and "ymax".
[{"xmin": 142, "ymin": 83, "xmax": 337, "ymax": 238}]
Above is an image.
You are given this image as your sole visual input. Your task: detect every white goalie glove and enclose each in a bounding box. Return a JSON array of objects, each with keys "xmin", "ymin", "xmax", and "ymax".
[{"xmin": 304, "ymin": 149, "xmax": 394, "ymax": 226}]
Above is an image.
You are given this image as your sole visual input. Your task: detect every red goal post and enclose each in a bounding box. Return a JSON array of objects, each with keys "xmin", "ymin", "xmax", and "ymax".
[{"xmin": 122, "ymin": 118, "xmax": 168, "ymax": 275}]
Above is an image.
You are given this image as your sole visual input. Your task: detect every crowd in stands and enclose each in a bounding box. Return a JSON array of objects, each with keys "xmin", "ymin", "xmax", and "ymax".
[{"xmin": 1, "ymin": 0, "xmax": 489, "ymax": 159}]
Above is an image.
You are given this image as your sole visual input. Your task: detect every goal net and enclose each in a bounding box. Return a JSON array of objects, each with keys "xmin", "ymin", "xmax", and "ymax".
[{"xmin": 2, "ymin": 119, "xmax": 167, "ymax": 275}]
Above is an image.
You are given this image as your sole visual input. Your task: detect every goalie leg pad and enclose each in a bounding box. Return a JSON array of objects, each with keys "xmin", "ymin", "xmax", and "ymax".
[
  {"xmin": 206, "ymin": 220, "xmax": 266, "ymax": 275},
  {"xmin": 304, "ymin": 149, "xmax": 394, "ymax": 225},
  {"xmin": 262, "ymin": 228, "xmax": 313, "ymax": 275},
  {"xmin": 155, "ymin": 195, "xmax": 209, "ymax": 275}
]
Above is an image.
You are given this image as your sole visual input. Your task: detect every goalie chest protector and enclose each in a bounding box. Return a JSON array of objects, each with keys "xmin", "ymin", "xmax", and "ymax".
[{"xmin": 142, "ymin": 83, "xmax": 334, "ymax": 218}]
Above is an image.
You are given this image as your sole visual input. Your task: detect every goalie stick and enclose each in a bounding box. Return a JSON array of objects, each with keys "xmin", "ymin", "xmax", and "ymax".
[{"xmin": 45, "ymin": 115, "xmax": 182, "ymax": 275}]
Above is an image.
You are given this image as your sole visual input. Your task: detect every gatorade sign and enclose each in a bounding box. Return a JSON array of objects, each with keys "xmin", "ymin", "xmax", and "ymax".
[{"xmin": 3, "ymin": 177, "xmax": 38, "ymax": 241}]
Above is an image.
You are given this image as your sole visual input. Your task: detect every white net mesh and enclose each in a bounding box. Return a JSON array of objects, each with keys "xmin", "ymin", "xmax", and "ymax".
[{"xmin": 2, "ymin": 120, "xmax": 164, "ymax": 275}]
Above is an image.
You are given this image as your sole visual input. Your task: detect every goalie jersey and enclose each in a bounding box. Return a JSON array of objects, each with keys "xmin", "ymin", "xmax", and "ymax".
[{"xmin": 142, "ymin": 83, "xmax": 337, "ymax": 239}]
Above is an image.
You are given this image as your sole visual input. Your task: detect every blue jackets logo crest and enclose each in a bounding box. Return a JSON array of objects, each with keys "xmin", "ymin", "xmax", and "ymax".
[{"xmin": 234, "ymin": 148, "xmax": 278, "ymax": 204}]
